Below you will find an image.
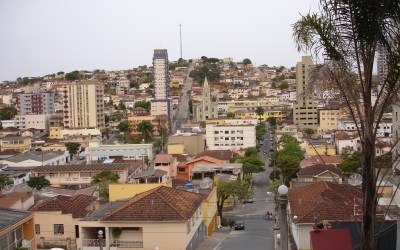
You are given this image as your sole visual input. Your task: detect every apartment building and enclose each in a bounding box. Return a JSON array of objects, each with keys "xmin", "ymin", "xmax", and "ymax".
[
  {"xmin": 205, "ymin": 124, "xmax": 256, "ymax": 150},
  {"xmin": 128, "ymin": 115, "xmax": 169, "ymax": 136},
  {"xmin": 16, "ymin": 92, "xmax": 54, "ymax": 115},
  {"xmin": 14, "ymin": 114, "xmax": 50, "ymax": 131},
  {"xmin": 293, "ymin": 56, "xmax": 318, "ymax": 131},
  {"xmin": 151, "ymin": 49, "xmax": 171, "ymax": 118},
  {"xmin": 317, "ymin": 108, "xmax": 341, "ymax": 133},
  {"xmin": 62, "ymin": 80, "xmax": 105, "ymax": 130}
]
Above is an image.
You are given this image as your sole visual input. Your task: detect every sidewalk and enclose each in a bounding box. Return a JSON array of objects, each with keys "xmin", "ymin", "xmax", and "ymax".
[{"xmin": 195, "ymin": 228, "xmax": 230, "ymax": 250}]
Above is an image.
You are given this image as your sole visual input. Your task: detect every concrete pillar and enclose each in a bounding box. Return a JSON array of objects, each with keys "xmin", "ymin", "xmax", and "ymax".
[
  {"xmin": 279, "ymin": 194, "xmax": 288, "ymax": 250},
  {"xmin": 397, "ymin": 204, "xmax": 400, "ymax": 249}
]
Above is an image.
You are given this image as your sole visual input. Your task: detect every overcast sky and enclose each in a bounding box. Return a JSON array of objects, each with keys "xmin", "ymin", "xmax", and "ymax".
[{"xmin": 0, "ymin": 0, "xmax": 318, "ymax": 82}]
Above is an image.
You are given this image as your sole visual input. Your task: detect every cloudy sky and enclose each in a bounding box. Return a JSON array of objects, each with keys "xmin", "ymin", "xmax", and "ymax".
[{"xmin": 0, "ymin": 0, "xmax": 318, "ymax": 82}]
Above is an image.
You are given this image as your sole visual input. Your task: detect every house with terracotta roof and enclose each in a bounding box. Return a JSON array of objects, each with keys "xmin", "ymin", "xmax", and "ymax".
[
  {"xmin": 29, "ymin": 195, "xmax": 96, "ymax": 250},
  {"xmin": 153, "ymin": 154, "xmax": 178, "ymax": 179},
  {"xmin": 291, "ymin": 164, "xmax": 343, "ymax": 188},
  {"xmin": 0, "ymin": 192, "xmax": 34, "ymax": 210},
  {"xmin": 334, "ymin": 130, "xmax": 361, "ymax": 155},
  {"xmin": 288, "ymin": 182, "xmax": 363, "ymax": 249},
  {"xmin": 79, "ymin": 186, "xmax": 205, "ymax": 250},
  {"xmin": 177, "ymin": 156, "xmax": 224, "ymax": 181},
  {"xmin": 301, "ymin": 155, "xmax": 343, "ymax": 168},
  {"xmin": 194, "ymin": 150, "xmax": 234, "ymax": 162}
]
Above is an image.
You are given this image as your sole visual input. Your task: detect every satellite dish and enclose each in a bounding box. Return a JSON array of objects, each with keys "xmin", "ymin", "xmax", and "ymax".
[
  {"xmin": 233, "ymin": 169, "xmax": 241, "ymax": 175},
  {"xmin": 348, "ymin": 174, "xmax": 362, "ymax": 186},
  {"xmin": 200, "ymin": 177, "xmax": 213, "ymax": 189}
]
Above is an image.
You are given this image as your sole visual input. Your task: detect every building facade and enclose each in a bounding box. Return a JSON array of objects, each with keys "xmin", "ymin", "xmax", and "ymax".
[
  {"xmin": 62, "ymin": 80, "xmax": 105, "ymax": 130},
  {"xmin": 151, "ymin": 49, "xmax": 171, "ymax": 118},
  {"xmin": 205, "ymin": 124, "xmax": 256, "ymax": 151},
  {"xmin": 293, "ymin": 56, "xmax": 318, "ymax": 131},
  {"xmin": 16, "ymin": 92, "xmax": 54, "ymax": 115},
  {"xmin": 193, "ymin": 77, "xmax": 219, "ymax": 121},
  {"xmin": 14, "ymin": 114, "xmax": 50, "ymax": 131}
]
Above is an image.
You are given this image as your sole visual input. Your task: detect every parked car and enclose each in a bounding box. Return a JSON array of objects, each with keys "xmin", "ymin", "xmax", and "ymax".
[
  {"xmin": 235, "ymin": 221, "xmax": 245, "ymax": 230},
  {"xmin": 245, "ymin": 197, "xmax": 254, "ymax": 203}
]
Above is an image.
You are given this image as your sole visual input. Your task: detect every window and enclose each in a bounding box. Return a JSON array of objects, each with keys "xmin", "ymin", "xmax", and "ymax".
[
  {"xmin": 35, "ymin": 224, "xmax": 40, "ymax": 235},
  {"xmin": 54, "ymin": 224, "xmax": 64, "ymax": 235},
  {"xmin": 75, "ymin": 225, "xmax": 79, "ymax": 238}
]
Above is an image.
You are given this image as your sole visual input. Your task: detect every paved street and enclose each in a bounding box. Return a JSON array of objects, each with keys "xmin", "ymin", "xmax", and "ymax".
[
  {"xmin": 171, "ymin": 61, "xmax": 195, "ymax": 134},
  {"xmin": 214, "ymin": 124, "xmax": 276, "ymax": 250}
]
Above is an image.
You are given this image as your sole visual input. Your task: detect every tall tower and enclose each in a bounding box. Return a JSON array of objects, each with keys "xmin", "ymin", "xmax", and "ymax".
[
  {"xmin": 63, "ymin": 80, "xmax": 105, "ymax": 130},
  {"xmin": 201, "ymin": 77, "xmax": 211, "ymax": 120},
  {"xmin": 293, "ymin": 56, "xmax": 318, "ymax": 131},
  {"xmin": 151, "ymin": 49, "xmax": 171, "ymax": 118}
]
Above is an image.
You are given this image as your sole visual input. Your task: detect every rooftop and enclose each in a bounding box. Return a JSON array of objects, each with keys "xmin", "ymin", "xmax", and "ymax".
[
  {"xmin": 4, "ymin": 151, "xmax": 66, "ymax": 163},
  {"xmin": 297, "ymin": 164, "xmax": 342, "ymax": 176},
  {"xmin": 0, "ymin": 208, "xmax": 32, "ymax": 232},
  {"xmin": 0, "ymin": 192, "xmax": 33, "ymax": 209},
  {"xmin": 33, "ymin": 163, "xmax": 131, "ymax": 172},
  {"xmin": 195, "ymin": 150, "xmax": 234, "ymax": 162}
]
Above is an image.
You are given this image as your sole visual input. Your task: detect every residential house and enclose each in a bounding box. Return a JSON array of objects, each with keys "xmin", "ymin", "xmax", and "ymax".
[
  {"xmin": 288, "ymin": 182, "xmax": 363, "ymax": 249},
  {"xmin": 334, "ymin": 130, "xmax": 361, "ymax": 155},
  {"xmin": 108, "ymin": 180, "xmax": 173, "ymax": 202},
  {"xmin": 191, "ymin": 163, "xmax": 243, "ymax": 184},
  {"xmin": 177, "ymin": 156, "xmax": 224, "ymax": 181},
  {"xmin": 153, "ymin": 154, "xmax": 178, "ymax": 179},
  {"xmin": 130, "ymin": 169, "xmax": 168, "ymax": 184},
  {"xmin": 0, "ymin": 135, "xmax": 31, "ymax": 153},
  {"xmin": 0, "ymin": 127, "xmax": 21, "ymax": 137},
  {"xmin": 2, "ymin": 151, "xmax": 70, "ymax": 169},
  {"xmin": 32, "ymin": 163, "xmax": 139, "ymax": 187},
  {"xmin": 0, "ymin": 208, "xmax": 36, "ymax": 250},
  {"xmin": 292, "ymin": 164, "xmax": 343, "ymax": 188},
  {"xmin": 0, "ymin": 192, "xmax": 34, "ymax": 210},
  {"xmin": 85, "ymin": 144, "xmax": 153, "ymax": 164},
  {"xmin": 301, "ymin": 155, "xmax": 343, "ymax": 168},
  {"xmin": 79, "ymin": 186, "xmax": 205, "ymax": 250},
  {"xmin": 194, "ymin": 150, "xmax": 234, "ymax": 162},
  {"xmin": 132, "ymin": 107, "xmax": 148, "ymax": 116},
  {"xmin": 29, "ymin": 195, "xmax": 96, "ymax": 250},
  {"xmin": 0, "ymin": 168, "xmax": 32, "ymax": 186}
]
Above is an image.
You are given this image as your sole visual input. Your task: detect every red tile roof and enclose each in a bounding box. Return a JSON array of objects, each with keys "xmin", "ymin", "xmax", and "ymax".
[
  {"xmin": 308, "ymin": 155, "xmax": 343, "ymax": 165},
  {"xmin": 195, "ymin": 150, "xmax": 234, "ymax": 162},
  {"xmin": 0, "ymin": 192, "xmax": 33, "ymax": 209},
  {"xmin": 154, "ymin": 154, "xmax": 174, "ymax": 164},
  {"xmin": 29, "ymin": 194, "xmax": 96, "ymax": 218},
  {"xmin": 186, "ymin": 156, "xmax": 224, "ymax": 165},
  {"xmin": 288, "ymin": 182, "xmax": 362, "ymax": 224},
  {"xmin": 298, "ymin": 164, "xmax": 342, "ymax": 176},
  {"xmin": 104, "ymin": 186, "xmax": 203, "ymax": 221},
  {"xmin": 335, "ymin": 131, "xmax": 359, "ymax": 140}
]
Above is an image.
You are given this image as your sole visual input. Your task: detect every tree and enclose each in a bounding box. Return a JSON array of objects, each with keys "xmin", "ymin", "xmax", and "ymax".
[
  {"xmin": 27, "ymin": 176, "xmax": 50, "ymax": 191},
  {"xmin": 256, "ymin": 125, "xmax": 267, "ymax": 141},
  {"xmin": 303, "ymin": 128, "xmax": 315, "ymax": 135},
  {"xmin": 244, "ymin": 147, "xmax": 258, "ymax": 157},
  {"xmin": 293, "ymin": 2, "xmax": 400, "ymax": 248},
  {"xmin": 339, "ymin": 151, "xmax": 362, "ymax": 174},
  {"xmin": 117, "ymin": 121, "xmax": 131, "ymax": 133},
  {"xmin": 242, "ymin": 163, "xmax": 264, "ymax": 175},
  {"xmin": 65, "ymin": 142, "xmax": 81, "ymax": 159},
  {"xmin": 0, "ymin": 106, "xmax": 17, "ymax": 120},
  {"xmin": 226, "ymin": 112, "xmax": 235, "ymax": 119},
  {"xmin": 65, "ymin": 70, "xmax": 82, "ymax": 81},
  {"xmin": 217, "ymin": 180, "xmax": 251, "ymax": 219},
  {"xmin": 118, "ymin": 101, "xmax": 126, "ymax": 110},
  {"xmin": 277, "ymin": 134, "xmax": 299, "ymax": 149},
  {"xmin": 136, "ymin": 120, "xmax": 153, "ymax": 143},
  {"xmin": 243, "ymin": 58, "xmax": 252, "ymax": 65},
  {"xmin": 134, "ymin": 101, "xmax": 151, "ymax": 112},
  {"xmin": 91, "ymin": 170, "xmax": 119, "ymax": 201},
  {"xmin": 275, "ymin": 155, "xmax": 301, "ymax": 185},
  {"xmin": 0, "ymin": 175, "xmax": 12, "ymax": 193},
  {"xmin": 255, "ymin": 107, "xmax": 265, "ymax": 124},
  {"xmin": 266, "ymin": 116, "xmax": 277, "ymax": 127},
  {"xmin": 278, "ymin": 81, "xmax": 289, "ymax": 89}
]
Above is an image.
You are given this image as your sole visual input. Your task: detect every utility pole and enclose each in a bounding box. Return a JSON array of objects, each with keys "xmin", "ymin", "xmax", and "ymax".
[{"xmin": 179, "ymin": 24, "xmax": 183, "ymax": 59}]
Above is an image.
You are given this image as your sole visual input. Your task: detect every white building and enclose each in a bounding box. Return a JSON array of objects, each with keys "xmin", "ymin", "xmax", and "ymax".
[
  {"xmin": 205, "ymin": 124, "xmax": 256, "ymax": 151},
  {"xmin": 0, "ymin": 120, "xmax": 16, "ymax": 129},
  {"xmin": 151, "ymin": 49, "xmax": 171, "ymax": 118},
  {"xmin": 14, "ymin": 114, "xmax": 50, "ymax": 131},
  {"xmin": 2, "ymin": 151, "xmax": 70, "ymax": 168},
  {"xmin": 334, "ymin": 130, "xmax": 361, "ymax": 155},
  {"xmin": 63, "ymin": 80, "xmax": 105, "ymax": 130},
  {"xmin": 85, "ymin": 144, "xmax": 154, "ymax": 163}
]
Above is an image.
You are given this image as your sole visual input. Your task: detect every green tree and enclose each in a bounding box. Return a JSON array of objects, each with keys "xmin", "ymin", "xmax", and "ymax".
[
  {"xmin": 91, "ymin": 170, "xmax": 119, "ymax": 201},
  {"xmin": 0, "ymin": 175, "xmax": 12, "ymax": 193},
  {"xmin": 117, "ymin": 121, "xmax": 131, "ymax": 133},
  {"xmin": 242, "ymin": 163, "xmax": 264, "ymax": 175},
  {"xmin": 243, "ymin": 58, "xmax": 252, "ymax": 65},
  {"xmin": 65, "ymin": 70, "xmax": 82, "ymax": 81},
  {"xmin": 339, "ymin": 151, "xmax": 361, "ymax": 174},
  {"xmin": 256, "ymin": 125, "xmax": 267, "ymax": 141},
  {"xmin": 278, "ymin": 81, "xmax": 289, "ymax": 89},
  {"xmin": 277, "ymin": 134, "xmax": 299, "ymax": 149},
  {"xmin": 293, "ymin": 1, "xmax": 400, "ymax": 247},
  {"xmin": 255, "ymin": 107, "xmax": 265, "ymax": 124},
  {"xmin": 275, "ymin": 155, "xmax": 300, "ymax": 185},
  {"xmin": 134, "ymin": 101, "xmax": 151, "ymax": 112},
  {"xmin": 237, "ymin": 156, "xmax": 264, "ymax": 168},
  {"xmin": 217, "ymin": 180, "xmax": 251, "ymax": 219},
  {"xmin": 0, "ymin": 106, "xmax": 17, "ymax": 120},
  {"xmin": 65, "ymin": 142, "xmax": 81, "ymax": 159},
  {"xmin": 303, "ymin": 128, "xmax": 315, "ymax": 135},
  {"xmin": 137, "ymin": 120, "xmax": 153, "ymax": 143},
  {"xmin": 226, "ymin": 112, "xmax": 235, "ymax": 119},
  {"xmin": 244, "ymin": 147, "xmax": 258, "ymax": 157},
  {"xmin": 118, "ymin": 101, "xmax": 126, "ymax": 110},
  {"xmin": 277, "ymin": 141, "xmax": 304, "ymax": 161},
  {"xmin": 27, "ymin": 176, "xmax": 50, "ymax": 191},
  {"xmin": 266, "ymin": 116, "xmax": 277, "ymax": 127}
]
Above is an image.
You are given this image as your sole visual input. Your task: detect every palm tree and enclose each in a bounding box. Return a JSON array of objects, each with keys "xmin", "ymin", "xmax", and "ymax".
[
  {"xmin": 255, "ymin": 107, "xmax": 265, "ymax": 124},
  {"xmin": 293, "ymin": 1, "xmax": 400, "ymax": 249},
  {"xmin": 137, "ymin": 120, "xmax": 153, "ymax": 143}
]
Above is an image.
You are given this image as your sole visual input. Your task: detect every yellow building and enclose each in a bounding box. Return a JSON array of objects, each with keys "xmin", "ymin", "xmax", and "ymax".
[
  {"xmin": 318, "ymin": 108, "xmax": 341, "ymax": 133},
  {"xmin": 29, "ymin": 195, "xmax": 96, "ymax": 250},
  {"xmin": 128, "ymin": 114, "xmax": 168, "ymax": 135},
  {"xmin": 169, "ymin": 81, "xmax": 181, "ymax": 88},
  {"xmin": 202, "ymin": 187, "xmax": 218, "ymax": 236},
  {"xmin": 167, "ymin": 143, "xmax": 185, "ymax": 154},
  {"xmin": 0, "ymin": 135, "xmax": 31, "ymax": 152},
  {"xmin": 234, "ymin": 109, "xmax": 283, "ymax": 121},
  {"xmin": 109, "ymin": 181, "xmax": 173, "ymax": 202},
  {"xmin": 305, "ymin": 144, "xmax": 336, "ymax": 156},
  {"xmin": 49, "ymin": 126, "xmax": 63, "ymax": 139}
]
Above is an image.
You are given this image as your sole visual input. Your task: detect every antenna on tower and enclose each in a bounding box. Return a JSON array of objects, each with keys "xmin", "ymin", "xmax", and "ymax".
[{"xmin": 179, "ymin": 24, "xmax": 183, "ymax": 59}]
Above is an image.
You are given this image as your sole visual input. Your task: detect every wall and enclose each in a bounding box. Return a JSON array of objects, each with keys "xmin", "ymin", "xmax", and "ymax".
[
  {"xmin": 167, "ymin": 144, "xmax": 185, "ymax": 154},
  {"xmin": 109, "ymin": 181, "xmax": 173, "ymax": 202},
  {"xmin": 202, "ymin": 187, "xmax": 218, "ymax": 236},
  {"xmin": 168, "ymin": 134, "xmax": 205, "ymax": 156},
  {"xmin": 305, "ymin": 145, "xmax": 336, "ymax": 156}
]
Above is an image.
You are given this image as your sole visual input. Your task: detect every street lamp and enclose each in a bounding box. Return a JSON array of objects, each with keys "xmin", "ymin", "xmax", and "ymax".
[
  {"xmin": 98, "ymin": 230, "xmax": 104, "ymax": 250},
  {"xmin": 278, "ymin": 184, "xmax": 288, "ymax": 250}
]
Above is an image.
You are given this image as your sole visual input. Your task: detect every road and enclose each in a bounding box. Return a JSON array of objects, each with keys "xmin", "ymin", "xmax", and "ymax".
[
  {"xmin": 216, "ymin": 124, "xmax": 275, "ymax": 250},
  {"xmin": 171, "ymin": 61, "xmax": 195, "ymax": 134}
]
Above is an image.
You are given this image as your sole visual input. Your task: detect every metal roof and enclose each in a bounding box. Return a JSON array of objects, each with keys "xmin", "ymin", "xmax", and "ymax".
[
  {"xmin": 88, "ymin": 150, "xmax": 147, "ymax": 157},
  {"xmin": 0, "ymin": 208, "xmax": 32, "ymax": 232}
]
